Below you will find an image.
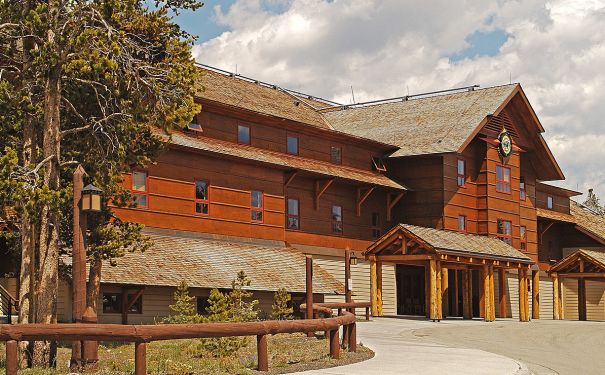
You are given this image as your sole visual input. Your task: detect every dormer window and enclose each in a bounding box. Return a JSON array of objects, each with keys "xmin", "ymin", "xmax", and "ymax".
[
  {"xmin": 238, "ymin": 124, "xmax": 250, "ymax": 145},
  {"xmin": 287, "ymin": 135, "xmax": 299, "ymax": 155},
  {"xmin": 372, "ymin": 157, "xmax": 387, "ymax": 172},
  {"xmin": 547, "ymin": 196, "xmax": 553, "ymax": 209},
  {"xmin": 330, "ymin": 146, "xmax": 342, "ymax": 164}
]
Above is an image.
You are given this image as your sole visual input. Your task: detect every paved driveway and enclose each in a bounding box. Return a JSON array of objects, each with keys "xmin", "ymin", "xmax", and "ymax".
[{"xmin": 296, "ymin": 317, "xmax": 603, "ymax": 375}]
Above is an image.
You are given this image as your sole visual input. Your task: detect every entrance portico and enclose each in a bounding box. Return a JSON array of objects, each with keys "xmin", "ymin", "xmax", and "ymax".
[{"xmin": 365, "ymin": 224, "xmax": 534, "ymax": 322}]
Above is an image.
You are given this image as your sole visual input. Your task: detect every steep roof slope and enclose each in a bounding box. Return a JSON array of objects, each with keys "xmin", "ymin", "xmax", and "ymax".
[
  {"xmin": 571, "ymin": 201, "xmax": 605, "ymax": 244},
  {"xmin": 323, "ymin": 85, "xmax": 517, "ymax": 157}
]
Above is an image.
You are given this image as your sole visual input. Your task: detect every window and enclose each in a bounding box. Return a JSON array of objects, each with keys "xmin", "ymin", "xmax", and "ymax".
[
  {"xmin": 287, "ymin": 198, "xmax": 300, "ymax": 230},
  {"xmin": 330, "ymin": 146, "xmax": 342, "ymax": 164},
  {"xmin": 287, "ymin": 135, "xmax": 299, "ymax": 155},
  {"xmin": 520, "ymin": 176, "xmax": 526, "ymax": 201},
  {"xmin": 520, "ymin": 226, "xmax": 527, "ymax": 250},
  {"xmin": 496, "ymin": 165, "xmax": 511, "ymax": 193},
  {"xmin": 238, "ymin": 124, "xmax": 250, "ymax": 144},
  {"xmin": 102, "ymin": 293, "xmax": 143, "ymax": 314},
  {"xmin": 196, "ymin": 296, "xmax": 210, "ymax": 315},
  {"xmin": 251, "ymin": 190, "xmax": 264, "ymax": 222},
  {"xmin": 457, "ymin": 159, "xmax": 466, "ymax": 187},
  {"xmin": 372, "ymin": 157, "xmax": 387, "ymax": 172},
  {"xmin": 186, "ymin": 115, "xmax": 203, "ymax": 132},
  {"xmin": 547, "ymin": 196, "xmax": 553, "ymax": 209},
  {"xmin": 497, "ymin": 219, "xmax": 512, "ymax": 245},
  {"xmin": 132, "ymin": 171, "xmax": 148, "ymax": 208},
  {"xmin": 371, "ymin": 212, "xmax": 381, "ymax": 238},
  {"xmin": 332, "ymin": 205, "xmax": 343, "ymax": 234},
  {"xmin": 458, "ymin": 215, "xmax": 466, "ymax": 233},
  {"xmin": 195, "ymin": 180, "xmax": 210, "ymax": 215}
]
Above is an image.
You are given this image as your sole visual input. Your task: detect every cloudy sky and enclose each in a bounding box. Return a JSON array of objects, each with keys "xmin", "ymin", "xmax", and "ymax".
[{"xmin": 173, "ymin": 0, "xmax": 605, "ymax": 201}]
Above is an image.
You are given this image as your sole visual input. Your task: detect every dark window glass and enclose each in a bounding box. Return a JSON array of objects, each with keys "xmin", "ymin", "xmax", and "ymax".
[
  {"xmin": 195, "ymin": 180, "xmax": 209, "ymax": 215},
  {"xmin": 497, "ymin": 219, "xmax": 512, "ymax": 245},
  {"xmin": 457, "ymin": 159, "xmax": 465, "ymax": 187},
  {"xmin": 102, "ymin": 293, "xmax": 122, "ymax": 313},
  {"xmin": 132, "ymin": 171, "xmax": 148, "ymax": 208},
  {"xmin": 547, "ymin": 196, "xmax": 553, "ymax": 209},
  {"xmin": 330, "ymin": 146, "xmax": 342, "ymax": 164},
  {"xmin": 287, "ymin": 198, "xmax": 300, "ymax": 230},
  {"xmin": 458, "ymin": 215, "xmax": 466, "ymax": 232},
  {"xmin": 520, "ymin": 176, "xmax": 526, "ymax": 201},
  {"xmin": 197, "ymin": 296, "xmax": 210, "ymax": 315},
  {"xmin": 332, "ymin": 205, "xmax": 343, "ymax": 234},
  {"xmin": 287, "ymin": 136, "xmax": 299, "ymax": 155},
  {"xmin": 238, "ymin": 125, "xmax": 250, "ymax": 144},
  {"xmin": 496, "ymin": 165, "xmax": 511, "ymax": 193},
  {"xmin": 251, "ymin": 190, "xmax": 263, "ymax": 222}
]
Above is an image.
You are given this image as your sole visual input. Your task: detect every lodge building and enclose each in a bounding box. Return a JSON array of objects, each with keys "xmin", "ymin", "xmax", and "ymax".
[{"xmin": 2, "ymin": 65, "xmax": 605, "ymax": 324}]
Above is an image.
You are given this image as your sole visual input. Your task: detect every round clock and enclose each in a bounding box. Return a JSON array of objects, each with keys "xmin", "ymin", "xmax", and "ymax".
[{"xmin": 498, "ymin": 129, "xmax": 513, "ymax": 158}]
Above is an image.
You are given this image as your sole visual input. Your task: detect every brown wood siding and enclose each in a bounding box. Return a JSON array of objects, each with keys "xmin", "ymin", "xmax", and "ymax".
[{"xmin": 536, "ymin": 190, "xmax": 571, "ymax": 214}]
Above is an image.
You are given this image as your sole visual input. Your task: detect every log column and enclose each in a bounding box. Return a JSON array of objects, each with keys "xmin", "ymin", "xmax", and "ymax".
[
  {"xmin": 306, "ymin": 255, "xmax": 314, "ymax": 337},
  {"xmin": 429, "ymin": 259, "xmax": 439, "ymax": 321},
  {"xmin": 441, "ymin": 266, "xmax": 449, "ymax": 318},
  {"xmin": 370, "ymin": 256, "xmax": 378, "ymax": 317},
  {"xmin": 578, "ymin": 260, "xmax": 587, "ymax": 321},
  {"xmin": 498, "ymin": 268, "xmax": 507, "ymax": 318},
  {"xmin": 453, "ymin": 269, "xmax": 459, "ymax": 317},
  {"xmin": 482, "ymin": 264, "xmax": 494, "ymax": 322},
  {"xmin": 518, "ymin": 268, "xmax": 530, "ymax": 322},
  {"xmin": 425, "ymin": 264, "xmax": 431, "ymax": 318},
  {"xmin": 377, "ymin": 259, "xmax": 383, "ymax": 317},
  {"xmin": 532, "ymin": 269, "xmax": 540, "ymax": 319},
  {"xmin": 462, "ymin": 269, "xmax": 472, "ymax": 319},
  {"xmin": 552, "ymin": 272, "xmax": 561, "ymax": 320},
  {"xmin": 489, "ymin": 264, "xmax": 495, "ymax": 321}
]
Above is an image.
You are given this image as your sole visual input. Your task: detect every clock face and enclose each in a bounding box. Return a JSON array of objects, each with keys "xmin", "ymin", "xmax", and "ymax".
[{"xmin": 498, "ymin": 130, "xmax": 513, "ymax": 158}]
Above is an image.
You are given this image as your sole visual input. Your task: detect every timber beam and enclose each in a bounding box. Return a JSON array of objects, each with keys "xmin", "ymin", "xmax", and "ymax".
[
  {"xmin": 284, "ymin": 170, "xmax": 299, "ymax": 188},
  {"xmin": 314, "ymin": 178, "xmax": 334, "ymax": 210},
  {"xmin": 356, "ymin": 186, "xmax": 375, "ymax": 217},
  {"xmin": 386, "ymin": 192, "xmax": 405, "ymax": 221}
]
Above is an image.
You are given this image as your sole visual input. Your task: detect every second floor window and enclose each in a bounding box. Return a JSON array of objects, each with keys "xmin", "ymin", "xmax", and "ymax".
[
  {"xmin": 330, "ymin": 146, "xmax": 342, "ymax": 164},
  {"xmin": 547, "ymin": 196, "xmax": 554, "ymax": 209},
  {"xmin": 238, "ymin": 124, "xmax": 250, "ymax": 144},
  {"xmin": 287, "ymin": 136, "xmax": 299, "ymax": 155},
  {"xmin": 132, "ymin": 171, "xmax": 148, "ymax": 208},
  {"xmin": 457, "ymin": 159, "xmax": 466, "ymax": 187},
  {"xmin": 251, "ymin": 190, "xmax": 264, "ymax": 222},
  {"xmin": 372, "ymin": 212, "xmax": 381, "ymax": 238},
  {"xmin": 520, "ymin": 176, "xmax": 526, "ymax": 201},
  {"xmin": 332, "ymin": 205, "xmax": 343, "ymax": 234},
  {"xmin": 496, "ymin": 165, "xmax": 511, "ymax": 193},
  {"xmin": 458, "ymin": 215, "xmax": 466, "ymax": 233},
  {"xmin": 497, "ymin": 219, "xmax": 512, "ymax": 245},
  {"xmin": 195, "ymin": 180, "xmax": 209, "ymax": 215},
  {"xmin": 287, "ymin": 198, "xmax": 300, "ymax": 230},
  {"xmin": 520, "ymin": 226, "xmax": 527, "ymax": 250}
]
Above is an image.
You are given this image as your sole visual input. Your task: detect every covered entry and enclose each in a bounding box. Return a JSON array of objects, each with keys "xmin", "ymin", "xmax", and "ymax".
[
  {"xmin": 366, "ymin": 224, "xmax": 534, "ymax": 322},
  {"xmin": 550, "ymin": 249, "xmax": 605, "ymax": 321}
]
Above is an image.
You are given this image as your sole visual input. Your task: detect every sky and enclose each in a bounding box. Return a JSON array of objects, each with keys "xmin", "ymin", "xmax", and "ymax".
[{"xmin": 172, "ymin": 0, "xmax": 605, "ymax": 201}]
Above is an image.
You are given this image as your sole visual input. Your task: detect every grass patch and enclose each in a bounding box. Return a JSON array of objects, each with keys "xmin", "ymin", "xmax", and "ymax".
[{"xmin": 0, "ymin": 332, "xmax": 373, "ymax": 374}]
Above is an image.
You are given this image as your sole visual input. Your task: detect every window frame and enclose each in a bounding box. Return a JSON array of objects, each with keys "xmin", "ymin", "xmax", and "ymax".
[
  {"xmin": 102, "ymin": 293, "xmax": 143, "ymax": 314},
  {"xmin": 286, "ymin": 197, "xmax": 300, "ymax": 230},
  {"xmin": 458, "ymin": 215, "xmax": 467, "ymax": 233},
  {"xmin": 330, "ymin": 146, "xmax": 342, "ymax": 165},
  {"xmin": 238, "ymin": 124, "xmax": 251, "ymax": 145},
  {"xmin": 131, "ymin": 170, "xmax": 149, "ymax": 209},
  {"xmin": 495, "ymin": 165, "xmax": 512, "ymax": 194},
  {"xmin": 457, "ymin": 159, "xmax": 466, "ymax": 187},
  {"xmin": 520, "ymin": 176, "xmax": 526, "ymax": 201},
  {"xmin": 251, "ymin": 190, "xmax": 264, "ymax": 223},
  {"xmin": 371, "ymin": 212, "xmax": 381, "ymax": 239},
  {"xmin": 194, "ymin": 179, "xmax": 210, "ymax": 216},
  {"xmin": 331, "ymin": 205, "xmax": 343, "ymax": 235},
  {"xmin": 547, "ymin": 195, "xmax": 554, "ymax": 209},
  {"xmin": 497, "ymin": 219, "xmax": 513, "ymax": 245},
  {"xmin": 287, "ymin": 135, "xmax": 299, "ymax": 155},
  {"xmin": 520, "ymin": 225, "xmax": 527, "ymax": 251}
]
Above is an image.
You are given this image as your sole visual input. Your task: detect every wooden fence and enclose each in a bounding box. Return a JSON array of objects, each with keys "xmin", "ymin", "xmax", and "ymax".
[{"xmin": 1, "ymin": 302, "xmax": 367, "ymax": 375}]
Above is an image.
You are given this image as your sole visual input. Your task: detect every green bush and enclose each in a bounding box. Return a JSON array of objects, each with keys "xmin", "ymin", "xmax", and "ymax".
[{"xmin": 271, "ymin": 288, "xmax": 293, "ymax": 320}]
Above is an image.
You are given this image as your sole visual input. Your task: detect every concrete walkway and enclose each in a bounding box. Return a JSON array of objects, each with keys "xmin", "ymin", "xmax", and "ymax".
[{"xmin": 296, "ymin": 317, "xmax": 530, "ymax": 375}]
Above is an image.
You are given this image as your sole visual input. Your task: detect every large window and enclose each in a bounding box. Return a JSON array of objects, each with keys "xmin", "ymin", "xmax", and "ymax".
[
  {"xmin": 132, "ymin": 171, "xmax": 148, "ymax": 208},
  {"xmin": 458, "ymin": 215, "xmax": 466, "ymax": 233},
  {"xmin": 287, "ymin": 135, "xmax": 299, "ymax": 155},
  {"xmin": 287, "ymin": 198, "xmax": 300, "ymax": 230},
  {"xmin": 547, "ymin": 196, "xmax": 554, "ymax": 209},
  {"xmin": 520, "ymin": 226, "xmax": 527, "ymax": 251},
  {"xmin": 520, "ymin": 176, "xmax": 526, "ymax": 201},
  {"xmin": 195, "ymin": 180, "xmax": 209, "ymax": 215},
  {"xmin": 372, "ymin": 212, "xmax": 381, "ymax": 239},
  {"xmin": 332, "ymin": 205, "xmax": 343, "ymax": 234},
  {"xmin": 457, "ymin": 159, "xmax": 466, "ymax": 187},
  {"xmin": 497, "ymin": 219, "xmax": 512, "ymax": 245},
  {"xmin": 496, "ymin": 165, "xmax": 511, "ymax": 193},
  {"xmin": 330, "ymin": 146, "xmax": 342, "ymax": 164},
  {"xmin": 251, "ymin": 190, "xmax": 264, "ymax": 222},
  {"xmin": 238, "ymin": 124, "xmax": 250, "ymax": 144},
  {"xmin": 102, "ymin": 293, "xmax": 143, "ymax": 314}
]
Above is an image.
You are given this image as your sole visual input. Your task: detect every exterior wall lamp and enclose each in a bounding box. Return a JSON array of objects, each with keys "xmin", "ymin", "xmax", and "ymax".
[
  {"xmin": 80, "ymin": 184, "xmax": 103, "ymax": 213},
  {"xmin": 349, "ymin": 252, "xmax": 358, "ymax": 266}
]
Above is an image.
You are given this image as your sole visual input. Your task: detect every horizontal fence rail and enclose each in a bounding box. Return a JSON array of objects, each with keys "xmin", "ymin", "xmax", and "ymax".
[{"xmin": 1, "ymin": 302, "xmax": 366, "ymax": 375}]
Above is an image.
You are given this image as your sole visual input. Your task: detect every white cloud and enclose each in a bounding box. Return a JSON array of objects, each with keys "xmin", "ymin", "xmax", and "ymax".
[{"xmin": 193, "ymin": 0, "xmax": 605, "ymax": 200}]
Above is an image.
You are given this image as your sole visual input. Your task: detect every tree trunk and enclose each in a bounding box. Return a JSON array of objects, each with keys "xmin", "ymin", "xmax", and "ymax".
[{"xmin": 87, "ymin": 258, "xmax": 102, "ymax": 313}]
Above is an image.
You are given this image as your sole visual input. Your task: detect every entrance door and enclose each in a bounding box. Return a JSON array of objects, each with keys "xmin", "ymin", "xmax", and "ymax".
[{"xmin": 396, "ymin": 264, "xmax": 426, "ymax": 316}]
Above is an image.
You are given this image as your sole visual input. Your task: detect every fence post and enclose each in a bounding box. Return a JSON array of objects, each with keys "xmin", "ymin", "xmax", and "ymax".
[
  {"xmin": 348, "ymin": 322, "xmax": 357, "ymax": 352},
  {"xmin": 7, "ymin": 297, "xmax": 12, "ymax": 324},
  {"xmin": 6, "ymin": 340, "xmax": 18, "ymax": 375},
  {"xmin": 135, "ymin": 342, "xmax": 146, "ymax": 375},
  {"xmin": 329, "ymin": 329, "xmax": 340, "ymax": 359},
  {"xmin": 365, "ymin": 306, "xmax": 370, "ymax": 321},
  {"xmin": 257, "ymin": 334, "xmax": 269, "ymax": 372}
]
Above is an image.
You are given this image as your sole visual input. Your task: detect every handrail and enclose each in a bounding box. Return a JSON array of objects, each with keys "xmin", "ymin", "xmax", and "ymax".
[
  {"xmin": 0, "ymin": 283, "xmax": 17, "ymax": 302},
  {"xmin": 0, "ymin": 283, "xmax": 17, "ymax": 324},
  {"xmin": 1, "ymin": 306, "xmax": 357, "ymax": 375}
]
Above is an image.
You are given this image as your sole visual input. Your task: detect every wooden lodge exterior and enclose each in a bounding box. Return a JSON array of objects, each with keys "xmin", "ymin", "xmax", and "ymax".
[{"xmin": 3, "ymin": 65, "xmax": 605, "ymax": 324}]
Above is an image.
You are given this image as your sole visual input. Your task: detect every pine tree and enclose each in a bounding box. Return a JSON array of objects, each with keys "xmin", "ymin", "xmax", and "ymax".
[
  {"xmin": 228, "ymin": 270, "xmax": 259, "ymax": 322},
  {"xmin": 163, "ymin": 281, "xmax": 202, "ymax": 324},
  {"xmin": 271, "ymin": 288, "xmax": 294, "ymax": 320},
  {"xmin": 583, "ymin": 189, "xmax": 605, "ymax": 215}
]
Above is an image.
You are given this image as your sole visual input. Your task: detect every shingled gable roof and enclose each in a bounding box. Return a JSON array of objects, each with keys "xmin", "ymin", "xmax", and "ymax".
[
  {"xmin": 570, "ymin": 201, "xmax": 605, "ymax": 245},
  {"xmin": 69, "ymin": 231, "xmax": 344, "ymax": 294},
  {"xmin": 161, "ymin": 130, "xmax": 407, "ymax": 190},
  {"xmin": 366, "ymin": 223, "xmax": 532, "ymax": 263},
  {"xmin": 550, "ymin": 248, "xmax": 605, "ymax": 274}
]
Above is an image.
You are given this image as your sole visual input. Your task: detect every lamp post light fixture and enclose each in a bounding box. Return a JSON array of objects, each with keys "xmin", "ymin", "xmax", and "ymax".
[
  {"xmin": 349, "ymin": 252, "xmax": 358, "ymax": 266},
  {"xmin": 80, "ymin": 184, "xmax": 103, "ymax": 213}
]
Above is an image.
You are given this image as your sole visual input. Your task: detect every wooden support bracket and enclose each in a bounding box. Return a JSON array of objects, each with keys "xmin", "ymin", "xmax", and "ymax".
[
  {"xmin": 356, "ymin": 186, "xmax": 375, "ymax": 216},
  {"xmin": 386, "ymin": 192, "xmax": 405, "ymax": 221},
  {"xmin": 284, "ymin": 170, "xmax": 299, "ymax": 188},
  {"xmin": 314, "ymin": 179, "xmax": 334, "ymax": 210}
]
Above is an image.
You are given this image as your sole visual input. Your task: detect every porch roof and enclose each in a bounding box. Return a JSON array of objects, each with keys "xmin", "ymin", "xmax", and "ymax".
[
  {"xmin": 365, "ymin": 224, "xmax": 532, "ymax": 264},
  {"xmin": 550, "ymin": 249, "xmax": 605, "ymax": 276}
]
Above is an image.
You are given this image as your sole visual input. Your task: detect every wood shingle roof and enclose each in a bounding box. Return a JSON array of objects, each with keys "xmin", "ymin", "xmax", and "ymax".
[{"xmin": 571, "ymin": 201, "xmax": 605, "ymax": 244}]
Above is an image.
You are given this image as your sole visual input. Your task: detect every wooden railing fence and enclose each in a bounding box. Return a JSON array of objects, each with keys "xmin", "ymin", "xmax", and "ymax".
[
  {"xmin": 1, "ymin": 302, "xmax": 369, "ymax": 375},
  {"xmin": 0, "ymin": 284, "xmax": 17, "ymax": 324}
]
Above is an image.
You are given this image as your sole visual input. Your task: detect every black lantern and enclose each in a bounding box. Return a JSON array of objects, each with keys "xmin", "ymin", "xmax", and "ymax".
[
  {"xmin": 81, "ymin": 184, "xmax": 103, "ymax": 213},
  {"xmin": 349, "ymin": 252, "xmax": 358, "ymax": 266}
]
